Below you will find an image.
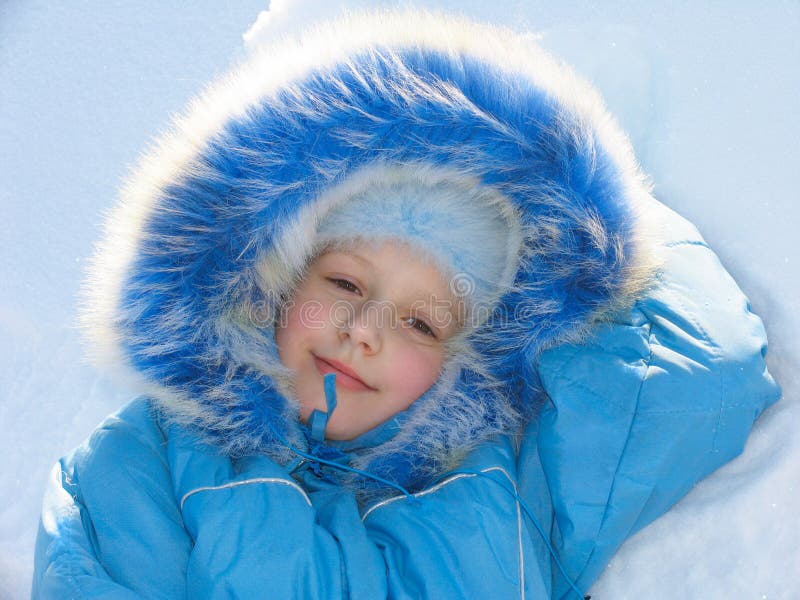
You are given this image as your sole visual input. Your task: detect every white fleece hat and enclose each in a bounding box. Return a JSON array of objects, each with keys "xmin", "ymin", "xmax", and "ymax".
[{"xmin": 313, "ymin": 167, "xmax": 523, "ymax": 322}]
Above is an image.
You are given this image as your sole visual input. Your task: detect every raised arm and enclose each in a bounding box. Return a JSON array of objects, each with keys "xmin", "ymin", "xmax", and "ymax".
[{"xmin": 518, "ymin": 201, "xmax": 780, "ymax": 598}]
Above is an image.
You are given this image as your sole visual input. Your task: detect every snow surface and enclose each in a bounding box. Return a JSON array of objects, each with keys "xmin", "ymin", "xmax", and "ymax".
[{"xmin": 1, "ymin": 1, "xmax": 797, "ymax": 598}]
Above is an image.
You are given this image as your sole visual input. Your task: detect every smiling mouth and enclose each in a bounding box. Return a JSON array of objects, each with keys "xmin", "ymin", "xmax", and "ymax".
[{"xmin": 313, "ymin": 355, "xmax": 376, "ymax": 392}]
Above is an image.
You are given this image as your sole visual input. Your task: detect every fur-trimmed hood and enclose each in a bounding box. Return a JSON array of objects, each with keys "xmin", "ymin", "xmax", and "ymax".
[{"xmin": 82, "ymin": 10, "xmax": 655, "ymax": 497}]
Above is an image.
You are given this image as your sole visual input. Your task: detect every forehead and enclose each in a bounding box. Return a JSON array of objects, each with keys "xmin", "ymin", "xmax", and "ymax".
[{"xmin": 313, "ymin": 241, "xmax": 453, "ymax": 298}]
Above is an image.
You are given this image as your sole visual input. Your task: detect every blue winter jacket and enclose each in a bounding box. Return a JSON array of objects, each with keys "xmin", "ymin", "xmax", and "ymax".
[{"xmin": 33, "ymin": 12, "xmax": 779, "ymax": 599}]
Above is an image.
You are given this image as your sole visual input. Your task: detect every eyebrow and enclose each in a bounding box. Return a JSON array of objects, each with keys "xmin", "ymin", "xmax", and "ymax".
[
  {"xmin": 348, "ymin": 252, "xmax": 373, "ymax": 267},
  {"xmin": 325, "ymin": 249, "xmax": 374, "ymax": 269}
]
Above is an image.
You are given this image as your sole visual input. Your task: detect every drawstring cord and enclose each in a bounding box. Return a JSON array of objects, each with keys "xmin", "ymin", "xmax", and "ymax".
[
  {"xmin": 307, "ymin": 372, "xmax": 338, "ymax": 442},
  {"xmin": 271, "ymin": 372, "xmax": 589, "ymax": 599},
  {"xmin": 274, "ymin": 373, "xmax": 413, "ymax": 499}
]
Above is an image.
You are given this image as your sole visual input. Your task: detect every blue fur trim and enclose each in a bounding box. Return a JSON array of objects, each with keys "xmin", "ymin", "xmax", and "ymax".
[{"xmin": 97, "ymin": 21, "xmax": 651, "ymax": 500}]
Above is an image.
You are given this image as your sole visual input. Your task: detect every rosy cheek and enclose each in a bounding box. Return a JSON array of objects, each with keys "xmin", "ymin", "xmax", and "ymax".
[
  {"xmin": 275, "ymin": 306, "xmax": 296, "ymax": 349},
  {"xmin": 275, "ymin": 298, "xmax": 313, "ymax": 365},
  {"xmin": 278, "ymin": 289, "xmax": 327, "ymax": 337},
  {"xmin": 388, "ymin": 347, "xmax": 444, "ymax": 406},
  {"xmin": 281, "ymin": 305, "xmax": 303, "ymax": 333}
]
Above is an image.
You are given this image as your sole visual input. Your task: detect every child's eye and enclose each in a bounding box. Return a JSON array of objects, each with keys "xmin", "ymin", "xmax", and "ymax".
[
  {"xmin": 404, "ymin": 317, "xmax": 437, "ymax": 339},
  {"xmin": 328, "ymin": 278, "xmax": 361, "ymax": 295}
]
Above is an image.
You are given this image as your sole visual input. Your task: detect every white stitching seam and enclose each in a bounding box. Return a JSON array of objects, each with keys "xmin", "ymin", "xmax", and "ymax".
[
  {"xmin": 361, "ymin": 465, "xmax": 525, "ymax": 598},
  {"xmin": 486, "ymin": 467, "xmax": 525, "ymax": 600},
  {"xmin": 180, "ymin": 478, "xmax": 312, "ymax": 510}
]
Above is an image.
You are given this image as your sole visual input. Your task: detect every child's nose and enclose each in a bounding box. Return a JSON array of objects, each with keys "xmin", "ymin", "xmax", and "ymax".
[{"xmin": 338, "ymin": 305, "xmax": 382, "ymax": 354}]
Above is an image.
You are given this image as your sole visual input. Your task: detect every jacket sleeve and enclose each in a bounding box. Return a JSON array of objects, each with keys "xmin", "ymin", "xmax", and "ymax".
[
  {"xmin": 517, "ymin": 201, "xmax": 782, "ymax": 599},
  {"xmin": 32, "ymin": 399, "xmax": 193, "ymax": 599},
  {"xmin": 32, "ymin": 461, "xmax": 145, "ymax": 599}
]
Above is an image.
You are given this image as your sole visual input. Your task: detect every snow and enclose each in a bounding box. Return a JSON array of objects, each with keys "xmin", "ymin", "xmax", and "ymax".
[{"xmin": 1, "ymin": 1, "xmax": 797, "ymax": 598}]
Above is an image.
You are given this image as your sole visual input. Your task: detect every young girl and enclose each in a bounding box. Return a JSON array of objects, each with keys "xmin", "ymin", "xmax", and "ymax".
[{"xmin": 33, "ymin": 11, "xmax": 779, "ymax": 599}]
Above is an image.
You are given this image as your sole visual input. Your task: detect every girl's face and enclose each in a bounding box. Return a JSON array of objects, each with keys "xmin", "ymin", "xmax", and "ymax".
[{"xmin": 275, "ymin": 241, "xmax": 461, "ymax": 440}]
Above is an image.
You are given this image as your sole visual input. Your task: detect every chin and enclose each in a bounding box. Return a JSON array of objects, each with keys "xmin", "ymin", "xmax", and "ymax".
[
  {"xmin": 324, "ymin": 417, "xmax": 371, "ymax": 442},
  {"xmin": 324, "ymin": 430, "xmax": 354, "ymax": 442},
  {"xmin": 321, "ymin": 424, "xmax": 360, "ymax": 441}
]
